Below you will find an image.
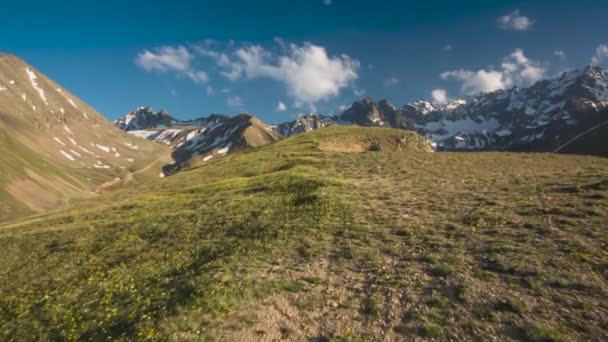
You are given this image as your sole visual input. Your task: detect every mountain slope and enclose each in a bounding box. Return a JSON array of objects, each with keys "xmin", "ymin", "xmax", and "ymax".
[
  {"xmin": 0, "ymin": 54, "xmax": 170, "ymax": 221},
  {"xmin": 164, "ymin": 113, "xmax": 281, "ymax": 174},
  {"xmin": 553, "ymin": 118, "xmax": 608, "ymax": 156},
  {"xmin": 0, "ymin": 126, "xmax": 606, "ymax": 340}
]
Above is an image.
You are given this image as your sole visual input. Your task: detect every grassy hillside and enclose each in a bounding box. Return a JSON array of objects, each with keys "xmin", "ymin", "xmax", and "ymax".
[
  {"xmin": 0, "ymin": 126, "xmax": 607, "ymax": 341},
  {"xmin": 0, "ymin": 54, "xmax": 171, "ymax": 221}
]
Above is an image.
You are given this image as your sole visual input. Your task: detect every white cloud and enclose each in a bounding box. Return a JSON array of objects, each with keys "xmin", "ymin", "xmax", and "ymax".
[
  {"xmin": 353, "ymin": 88, "xmax": 366, "ymax": 97},
  {"xmin": 501, "ymin": 49, "xmax": 545, "ymax": 84},
  {"xmin": 443, "ymin": 44, "xmax": 453, "ymax": 52},
  {"xmin": 207, "ymin": 85, "xmax": 216, "ymax": 96},
  {"xmin": 441, "ymin": 69, "xmax": 506, "ymax": 94},
  {"xmin": 273, "ymin": 37, "xmax": 288, "ymax": 51},
  {"xmin": 591, "ymin": 44, "xmax": 608, "ymax": 65},
  {"xmin": 226, "ymin": 96, "xmax": 244, "ymax": 109},
  {"xmin": 276, "ymin": 101, "xmax": 287, "ymax": 111},
  {"xmin": 324, "ymin": 0, "xmax": 332, "ymax": 5},
  {"xmin": 136, "ymin": 46, "xmax": 192, "ymax": 72},
  {"xmin": 441, "ymin": 49, "xmax": 545, "ymax": 95},
  {"xmin": 431, "ymin": 89, "xmax": 449, "ymax": 105},
  {"xmin": 141, "ymin": 40, "xmax": 359, "ymax": 107},
  {"xmin": 384, "ymin": 77, "xmax": 400, "ymax": 87},
  {"xmin": 554, "ymin": 50, "xmax": 566, "ymax": 60},
  {"xmin": 193, "ymin": 46, "xmax": 232, "ymax": 67},
  {"xmin": 185, "ymin": 71, "xmax": 209, "ymax": 84},
  {"xmin": 136, "ymin": 46, "xmax": 209, "ymax": 84},
  {"xmin": 207, "ymin": 42, "xmax": 359, "ymax": 106},
  {"xmin": 497, "ymin": 10, "xmax": 534, "ymax": 31}
]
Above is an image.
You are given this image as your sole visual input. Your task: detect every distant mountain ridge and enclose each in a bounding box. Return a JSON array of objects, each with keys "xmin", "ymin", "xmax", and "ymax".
[
  {"xmin": 115, "ymin": 106, "xmax": 230, "ymax": 132},
  {"xmin": 277, "ymin": 64, "xmax": 608, "ymax": 156},
  {"xmin": 116, "ymin": 64, "xmax": 608, "ymax": 158}
]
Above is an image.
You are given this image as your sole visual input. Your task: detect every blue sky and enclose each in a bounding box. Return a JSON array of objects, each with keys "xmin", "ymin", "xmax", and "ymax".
[{"xmin": 1, "ymin": 0, "xmax": 607, "ymax": 123}]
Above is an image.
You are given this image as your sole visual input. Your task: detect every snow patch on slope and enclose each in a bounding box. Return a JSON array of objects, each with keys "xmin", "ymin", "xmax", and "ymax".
[
  {"xmin": 63, "ymin": 124, "xmax": 73, "ymax": 135},
  {"xmin": 53, "ymin": 137, "xmax": 66, "ymax": 146},
  {"xmin": 25, "ymin": 68, "xmax": 47, "ymax": 104},
  {"xmin": 128, "ymin": 130, "xmax": 160, "ymax": 140},
  {"xmin": 94, "ymin": 144, "xmax": 111, "ymax": 153},
  {"xmin": 56, "ymin": 88, "xmax": 78, "ymax": 109},
  {"xmin": 217, "ymin": 143, "xmax": 232, "ymax": 156},
  {"xmin": 77, "ymin": 145, "xmax": 95, "ymax": 155},
  {"xmin": 60, "ymin": 150, "xmax": 75, "ymax": 161},
  {"xmin": 418, "ymin": 117, "xmax": 500, "ymax": 143}
]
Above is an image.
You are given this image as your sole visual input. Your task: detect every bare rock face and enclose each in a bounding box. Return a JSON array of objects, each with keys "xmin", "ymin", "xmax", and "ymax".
[{"xmin": 340, "ymin": 98, "xmax": 412, "ymax": 129}]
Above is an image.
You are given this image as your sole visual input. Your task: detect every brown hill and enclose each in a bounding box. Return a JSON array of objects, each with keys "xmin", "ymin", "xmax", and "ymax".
[{"xmin": 0, "ymin": 54, "xmax": 170, "ymax": 221}]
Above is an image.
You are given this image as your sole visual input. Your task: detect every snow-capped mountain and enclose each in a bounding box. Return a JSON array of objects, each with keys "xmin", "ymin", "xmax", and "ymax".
[
  {"xmin": 115, "ymin": 107, "xmax": 172, "ymax": 131},
  {"xmin": 116, "ymin": 106, "xmax": 230, "ymax": 132},
  {"xmin": 272, "ymin": 113, "xmax": 337, "ymax": 136},
  {"xmin": 164, "ymin": 113, "xmax": 280, "ymax": 174},
  {"xmin": 410, "ymin": 65, "xmax": 608, "ymax": 153},
  {"xmin": 116, "ymin": 109, "xmax": 280, "ymax": 175},
  {"xmin": 278, "ymin": 64, "xmax": 608, "ymax": 156}
]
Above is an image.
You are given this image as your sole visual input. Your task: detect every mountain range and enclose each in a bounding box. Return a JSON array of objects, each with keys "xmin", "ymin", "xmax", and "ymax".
[{"xmin": 116, "ymin": 64, "xmax": 608, "ymax": 164}]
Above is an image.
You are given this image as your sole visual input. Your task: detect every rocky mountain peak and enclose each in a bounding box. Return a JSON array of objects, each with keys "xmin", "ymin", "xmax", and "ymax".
[
  {"xmin": 378, "ymin": 99, "xmax": 397, "ymax": 111},
  {"xmin": 115, "ymin": 107, "xmax": 173, "ymax": 131},
  {"xmin": 405, "ymin": 100, "xmax": 437, "ymax": 115},
  {"xmin": 341, "ymin": 98, "xmax": 396, "ymax": 126},
  {"xmin": 273, "ymin": 112, "xmax": 337, "ymax": 136}
]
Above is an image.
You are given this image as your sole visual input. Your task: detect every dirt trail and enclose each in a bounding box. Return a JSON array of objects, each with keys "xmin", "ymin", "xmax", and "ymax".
[{"xmin": 95, "ymin": 156, "xmax": 168, "ymax": 193}]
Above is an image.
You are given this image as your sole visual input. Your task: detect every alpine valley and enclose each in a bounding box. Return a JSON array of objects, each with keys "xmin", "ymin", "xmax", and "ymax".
[{"xmin": 1, "ymin": 54, "xmax": 607, "ymax": 341}]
